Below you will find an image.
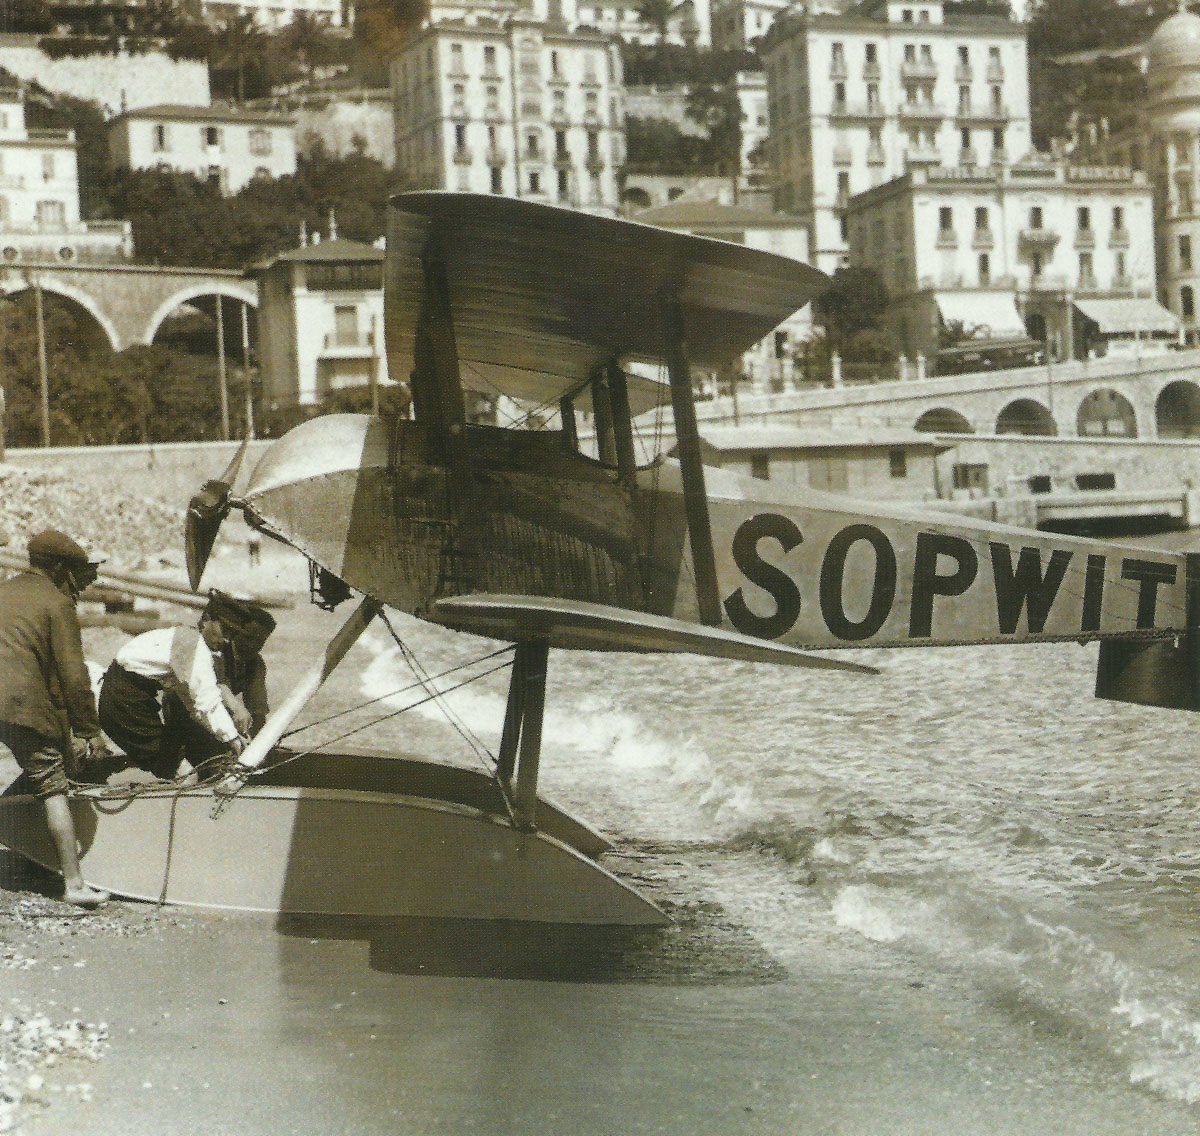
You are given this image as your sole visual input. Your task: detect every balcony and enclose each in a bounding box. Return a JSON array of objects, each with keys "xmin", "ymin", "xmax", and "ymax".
[
  {"xmin": 549, "ymin": 106, "xmax": 570, "ymax": 124},
  {"xmin": 900, "ymin": 60, "xmax": 938, "ymax": 80},
  {"xmin": 452, "ymin": 145, "xmax": 472, "ymax": 165},
  {"xmin": 866, "ymin": 143, "xmax": 886, "ymax": 165},
  {"xmin": 1028, "ymin": 272, "xmax": 1069, "ymax": 292},
  {"xmin": 586, "ymin": 152, "xmax": 604, "ymax": 172},
  {"xmin": 321, "ymin": 331, "xmax": 376, "ymax": 357},
  {"xmin": 959, "ymin": 147, "xmax": 978, "ymax": 166},
  {"xmin": 899, "ymin": 101, "xmax": 943, "ymax": 120},
  {"xmin": 990, "ymin": 148, "xmax": 1008, "ymax": 166},
  {"xmin": 833, "ymin": 142, "xmax": 852, "ymax": 165},
  {"xmin": 1110, "ymin": 274, "xmax": 1135, "ymax": 294},
  {"xmin": 486, "ymin": 146, "xmax": 506, "ymax": 166},
  {"xmin": 28, "ymin": 128, "xmax": 73, "ymax": 143},
  {"xmin": 1019, "ymin": 226, "xmax": 1060, "ymax": 248},
  {"xmin": 986, "ymin": 61, "xmax": 1005, "ymax": 81},
  {"xmin": 0, "ymin": 174, "xmax": 24, "ymax": 190},
  {"xmin": 1075, "ymin": 227, "xmax": 1095, "ymax": 248},
  {"xmin": 830, "ymin": 100, "xmax": 885, "ymax": 120},
  {"xmin": 1110, "ymin": 227, "xmax": 1131, "ymax": 247},
  {"xmin": 955, "ymin": 63, "xmax": 973, "ymax": 82},
  {"xmin": 1077, "ymin": 273, "xmax": 1099, "ymax": 292},
  {"xmin": 906, "ymin": 145, "xmax": 941, "ymax": 166},
  {"xmin": 972, "ymin": 228, "xmax": 995, "ymax": 249},
  {"xmin": 554, "ymin": 150, "xmax": 573, "ymax": 168},
  {"xmin": 863, "ymin": 60, "xmax": 881, "ymax": 80},
  {"xmin": 957, "ymin": 103, "xmax": 1010, "ymax": 124},
  {"xmin": 830, "ymin": 58, "xmax": 847, "ymax": 79}
]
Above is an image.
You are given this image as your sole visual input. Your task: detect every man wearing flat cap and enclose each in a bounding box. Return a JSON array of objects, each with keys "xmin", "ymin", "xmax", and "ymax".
[{"xmin": 0, "ymin": 530, "xmax": 110, "ymax": 908}]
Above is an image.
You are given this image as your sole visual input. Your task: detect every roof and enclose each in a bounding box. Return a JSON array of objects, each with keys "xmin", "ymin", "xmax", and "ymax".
[
  {"xmin": 1148, "ymin": 9, "xmax": 1200, "ymax": 70},
  {"xmin": 693, "ymin": 426, "xmax": 954, "ymax": 453},
  {"xmin": 263, "ymin": 238, "xmax": 385, "ymax": 266},
  {"xmin": 111, "ymin": 103, "xmax": 295, "ymax": 126},
  {"xmin": 384, "ymin": 192, "xmax": 829, "ymax": 415},
  {"xmin": 635, "ymin": 199, "xmax": 806, "ymax": 230},
  {"xmin": 1073, "ymin": 296, "xmax": 1181, "ymax": 335}
]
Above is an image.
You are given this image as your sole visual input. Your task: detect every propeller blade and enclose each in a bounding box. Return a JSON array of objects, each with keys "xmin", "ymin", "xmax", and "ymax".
[{"xmin": 184, "ymin": 438, "xmax": 252, "ymax": 591}]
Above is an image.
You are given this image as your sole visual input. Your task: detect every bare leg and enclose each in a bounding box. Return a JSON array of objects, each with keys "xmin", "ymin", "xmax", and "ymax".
[{"xmin": 42, "ymin": 794, "xmax": 108, "ymax": 908}]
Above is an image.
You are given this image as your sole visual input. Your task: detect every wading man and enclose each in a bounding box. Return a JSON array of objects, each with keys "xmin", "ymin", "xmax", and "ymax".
[{"xmin": 0, "ymin": 530, "xmax": 110, "ymax": 908}]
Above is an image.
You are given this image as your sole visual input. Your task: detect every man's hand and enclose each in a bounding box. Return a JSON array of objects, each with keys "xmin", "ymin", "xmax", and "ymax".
[
  {"xmin": 84, "ymin": 735, "xmax": 113, "ymax": 763},
  {"xmin": 229, "ymin": 734, "xmax": 249, "ymax": 757}
]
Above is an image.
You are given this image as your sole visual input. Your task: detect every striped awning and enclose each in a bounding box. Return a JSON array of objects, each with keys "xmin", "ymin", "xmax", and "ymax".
[
  {"xmin": 934, "ymin": 291, "xmax": 1028, "ymax": 339},
  {"xmin": 1073, "ymin": 297, "xmax": 1180, "ymax": 335}
]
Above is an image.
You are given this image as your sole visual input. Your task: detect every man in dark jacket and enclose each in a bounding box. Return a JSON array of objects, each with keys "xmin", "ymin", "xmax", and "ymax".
[{"xmin": 0, "ymin": 530, "xmax": 110, "ymax": 908}]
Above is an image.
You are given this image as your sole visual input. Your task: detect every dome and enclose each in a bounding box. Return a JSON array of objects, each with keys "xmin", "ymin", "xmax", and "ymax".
[{"xmin": 1148, "ymin": 8, "xmax": 1200, "ymax": 71}]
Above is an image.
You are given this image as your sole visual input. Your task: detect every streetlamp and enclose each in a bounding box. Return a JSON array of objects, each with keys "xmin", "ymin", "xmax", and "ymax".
[{"xmin": 22, "ymin": 270, "xmax": 50, "ymax": 448}]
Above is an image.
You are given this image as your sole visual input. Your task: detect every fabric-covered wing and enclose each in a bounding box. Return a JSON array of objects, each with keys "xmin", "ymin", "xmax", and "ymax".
[
  {"xmin": 386, "ymin": 192, "xmax": 829, "ymax": 417},
  {"xmin": 430, "ymin": 594, "xmax": 878, "ymax": 674}
]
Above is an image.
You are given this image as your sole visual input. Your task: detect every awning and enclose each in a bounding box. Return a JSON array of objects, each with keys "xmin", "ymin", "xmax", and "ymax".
[
  {"xmin": 935, "ymin": 292, "xmax": 1028, "ymax": 339},
  {"xmin": 1072, "ymin": 297, "xmax": 1180, "ymax": 335}
]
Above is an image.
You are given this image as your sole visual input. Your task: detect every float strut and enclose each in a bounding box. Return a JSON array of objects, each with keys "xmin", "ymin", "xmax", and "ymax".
[{"xmin": 508, "ymin": 641, "xmax": 548, "ymax": 832}]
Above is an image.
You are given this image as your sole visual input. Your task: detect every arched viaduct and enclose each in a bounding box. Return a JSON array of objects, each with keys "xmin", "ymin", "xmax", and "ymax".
[
  {"xmin": 0, "ymin": 261, "xmax": 257, "ymax": 352},
  {"xmin": 694, "ymin": 349, "xmax": 1200, "ymax": 442}
]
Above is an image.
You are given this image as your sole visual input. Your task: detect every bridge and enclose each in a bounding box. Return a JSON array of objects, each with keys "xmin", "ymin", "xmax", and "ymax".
[{"xmin": 0, "ymin": 259, "xmax": 257, "ymax": 352}]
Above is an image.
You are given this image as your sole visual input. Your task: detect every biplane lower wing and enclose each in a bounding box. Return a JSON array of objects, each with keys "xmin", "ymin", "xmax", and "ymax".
[{"xmin": 429, "ymin": 593, "xmax": 878, "ymax": 674}]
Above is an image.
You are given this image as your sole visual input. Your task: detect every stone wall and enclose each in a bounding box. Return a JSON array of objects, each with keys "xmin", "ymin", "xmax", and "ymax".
[{"xmin": 0, "ymin": 35, "xmax": 209, "ymax": 113}]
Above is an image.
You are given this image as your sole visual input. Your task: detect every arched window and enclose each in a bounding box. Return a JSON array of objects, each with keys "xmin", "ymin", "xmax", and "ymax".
[
  {"xmin": 996, "ymin": 399, "xmax": 1057, "ymax": 436},
  {"xmin": 1077, "ymin": 389, "xmax": 1137, "ymax": 437},
  {"xmin": 915, "ymin": 407, "xmax": 973, "ymax": 433}
]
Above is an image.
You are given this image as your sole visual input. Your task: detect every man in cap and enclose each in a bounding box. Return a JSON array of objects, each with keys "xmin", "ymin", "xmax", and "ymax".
[
  {"xmin": 0, "ymin": 530, "xmax": 110, "ymax": 908},
  {"xmin": 98, "ymin": 596, "xmax": 250, "ymax": 782},
  {"xmin": 207, "ymin": 592, "xmax": 275, "ymax": 736}
]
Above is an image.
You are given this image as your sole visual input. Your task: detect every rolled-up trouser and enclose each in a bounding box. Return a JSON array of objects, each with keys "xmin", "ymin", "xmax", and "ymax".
[{"xmin": 0, "ymin": 722, "xmax": 71, "ymax": 799}]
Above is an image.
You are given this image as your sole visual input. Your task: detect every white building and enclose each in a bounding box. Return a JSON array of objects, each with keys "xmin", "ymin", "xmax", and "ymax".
[
  {"xmin": 763, "ymin": 0, "xmax": 1032, "ymax": 274},
  {"xmin": 392, "ymin": 18, "xmax": 626, "ymax": 214},
  {"xmin": 635, "ymin": 196, "xmax": 814, "ymax": 388},
  {"xmin": 251, "ymin": 232, "xmax": 386, "ymax": 410},
  {"xmin": 737, "ymin": 70, "xmax": 770, "ymax": 190},
  {"xmin": 845, "ymin": 160, "xmax": 1173, "ymax": 368},
  {"xmin": 711, "ymin": 0, "xmax": 790, "ymax": 52},
  {"xmin": 0, "ymin": 83, "xmax": 131, "ymax": 265},
  {"xmin": 108, "ymin": 103, "xmax": 298, "ymax": 195},
  {"xmin": 425, "ymin": 0, "xmax": 712, "ymax": 46},
  {"xmin": 197, "ymin": 0, "xmax": 352, "ymax": 30},
  {"xmin": 1078, "ymin": 7, "xmax": 1200, "ymax": 343}
]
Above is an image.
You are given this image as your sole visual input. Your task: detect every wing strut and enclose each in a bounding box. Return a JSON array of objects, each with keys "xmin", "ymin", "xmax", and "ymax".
[
  {"xmin": 661, "ymin": 292, "xmax": 722, "ymax": 627},
  {"xmin": 496, "ymin": 641, "xmax": 550, "ymax": 831}
]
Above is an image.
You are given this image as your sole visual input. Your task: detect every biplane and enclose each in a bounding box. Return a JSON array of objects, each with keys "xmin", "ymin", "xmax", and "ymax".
[{"xmin": 1, "ymin": 192, "xmax": 1197, "ymax": 924}]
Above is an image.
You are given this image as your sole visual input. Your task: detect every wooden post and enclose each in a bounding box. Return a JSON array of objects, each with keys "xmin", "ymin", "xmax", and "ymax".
[
  {"xmin": 33, "ymin": 279, "xmax": 49, "ymax": 448},
  {"xmin": 606, "ymin": 358, "xmax": 637, "ymax": 487},
  {"xmin": 512, "ymin": 642, "xmax": 548, "ymax": 832},
  {"xmin": 660, "ymin": 292, "xmax": 722, "ymax": 627},
  {"xmin": 370, "ymin": 313, "xmax": 380, "ymax": 417},
  {"xmin": 216, "ymin": 296, "xmax": 230, "ymax": 441},
  {"xmin": 559, "ymin": 395, "xmax": 578, "ymax": 453},
  {"xmin": 240, "ymin": 301, "xmax": 255, "ymax": 440}
]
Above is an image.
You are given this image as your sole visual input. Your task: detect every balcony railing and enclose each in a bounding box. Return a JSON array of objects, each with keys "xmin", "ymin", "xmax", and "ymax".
[
  {"xmin": 1019, "ymin": 227, "xmax": 1060, "ymax": 247},
  {"xmin": 0, "ymin": 174, "xmax": 24, "ymax": 190},
  {"xmin": 1110, "ymin": 227, "xmax": 1131, "ymax": 247},
  {"xmin": 986, "ymin": 61, "xmax": 1005, "ymax": 81},
  {"xmin": 830, "ymin": 100, "xmax": 885, "ymax": 119},
  {"xmin": 1111, "ymin": 274, "xmax": 1135, "ymax": 293},
  {"xmin": 833, "ymin": 142, "xmax": 852, "ymax": 165},
  {"xmin": 830, "ymin": 58, "xmax": 847, "ymax": 79},
  {"xmin": 1028, "ymin": 272, "xmax": 1069, "ymax": 291},
  {"xmin": 955, "ymin": 63, "xmax": 973, "ymax": 82},
  {"xmin": 486, "ymin": 147, "xmax": 506, "ymax": 166},
  {"xmin": 452, "ymin": 146, "xmax": 472, "ymax": 165},
  {"xmin": 28, "ymin": 128, "xmax": 73, "ymax": 143},
  {"xmin": 1075, "ymin": 227, "xmax": 1095, "ymax": 248},
  {"xmin": 957, "ymin": 103, "xmax": 1010, "ymax": 123},
  {"xmin": 972, "ymin": 228, "xmax": 995, "ymax": 249},
  {"xmin": 959, "ymin": 147, "xmax": 978, "ymax": 165},
  {"xmin": 900, "ymin": 60, "xmax": 938, "ymax": 80},
  {"xmin": 899, "ymin": 101, "xmax": 943, "ymax": 119},
  {"xmin": 586, "ymin": 153, "xmax": 604, "ymax": 172},
  {"xmin": 866, "ymin": 143, "xmax": 886, "ymax": 165},
  {"xmin": 936, "ymin": 229, "xmax": 958, "ymax": 248},
  {"xmin": 863, "ymin": 61, "xmax": 881, "ymax": 80},
  {"xmin": 322, "ymin": 331, "xmax": 376, "ymax": 351},
  {"xmin": 554, "ymin": 150, "xmax": 572, "ymax": 167},
  {"xmin": 1077, "ymin": 273, "xmax": 1099, "ymax": 291},
  {"xmin": 906, "ymin": 145, "xmax": 941, "ymax": 166}
]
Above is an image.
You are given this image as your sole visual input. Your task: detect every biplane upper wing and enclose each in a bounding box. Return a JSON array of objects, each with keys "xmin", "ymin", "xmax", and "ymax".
[
  {"xmin": 385, "ymin": 192, "xmax": 829, "ymax": 417},
  {"xmin": 430, "ymin": 594, "xmax": 878, "ymax": 674}
]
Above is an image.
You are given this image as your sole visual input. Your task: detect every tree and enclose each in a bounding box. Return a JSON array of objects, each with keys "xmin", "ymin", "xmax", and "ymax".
[
  {"xmin": 812, "ymin": 267, "xmax": 889, "ymax": 351},
  {"xmin": 635, "ymin": 0, "xmax": 674, "ymax": 44},
  {"xmin": 686, "ymin": 80, "xmax": 743, "ymax": 189},
  {"xmin": 211, "ymin": 14, "xmax": 267, "ymax": 103}
]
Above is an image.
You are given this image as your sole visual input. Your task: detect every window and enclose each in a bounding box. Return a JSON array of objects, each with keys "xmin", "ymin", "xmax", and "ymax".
[
  {"xmin": 450, "ymin": 42, "xmax": 463, "ymax": 71},
  {"xmin": 455, "ymin": 123, "xmax": 466, "ymax": 148},
  {"xmin": 939, "ymin": 206, "xmax": 953, "ymax": 232},
  {"xmin": 1029, "ymin": 205, "xmax": 1043, "ymax": 229},
  {"xmin": 587, "ymin": 129, "xmax": 599, "ymax": 159},
  {"xmin": 555, "ymin": 128, "xmax": 568, "ymax": 157},
  {"xmin": 204, "ymin": 125, "xmax": 221, "ymax": 147},
  {"xmin": 990, "ymin": 84, "xmax": 1003, "ymax": 112},
  {"xmin": 1077, "ymin": 206, "xmax": 1091, "ymax": 231},
  {"xmin": 975, "ymin": 206, "xmax": 988, "ymax": 230},
  {"xmin": 750, "ymin": 454, "xmax": 770, "ymax": 480},
  {"xmin": 867, "ymin": 83, "xmax": 880, "ymax": 108},
  {"xmin": 485, "ymin": 85, "xmax": 499, "ymax": 114},
  {"xmin": 837, "ymin": 170, "xmax": 850, "ymax": 201},
  {"xmin": 334, "ymin": 305, "xmax": 359, "ymax": 346},
  {"xmin": 557, "ymin": 167, "xmax": 569, "ymax": 201},
  {"xmin": 249, "ymin": 128, "xmax": 272, "ymax": 156},
  {"xmin": 960, "ymin": 127, "xmax": 971, "ymax": 150},
  {"xmin": 153, "ymin": 123, "xmax": 168, "ymax": 152},
  {"xmin": 490, "ymin": 166, "xmax": 502, "ymax": 193},
  {"xmin": 483, "ymin": 45, "xmax": 497, "ymax": 74},
  {"xmin": 553, "ymin": 89, "xmax": 566, "ymax": 116},
  {"xmin": 978, "ymin": 252, "xmax": 990, "ymax": 283},
  {"xmin": 992, "ymin": 127, "xmax": 1004, "ymax": 151},
  {"xmin": 953, "ymin": 463, "xmax": 988, "ymax": 491},
  {"xmin": 35, "ymin": 199, "xmax": 64, "ymax": 226},
  {"xmin": 831, "ymin": 41, "xmax": 844, "ymax": 67},
  {"xmin": 958, "ymin": 45, "xmax": 969, "ymax": 64},
  {"xmin": 902, "ymin": 8, "xmax": 913, "ymax": 20},
  {"xmin": 904, "ymin": 43, "xmax": 916, "ymax": 62},
  {"xmin": 1032, "ymin": 251, "xmax": 1043, "ymax": 276},
  {"xmin": 833, "ymin": 81, "xmax": 846, "ymax": 107},
  {"xmin": 207, "ymin": 166, "xmax": 223, "ymax": 189},
  {"xmin": 889, "ymin": 450, "xmax": 907, "ymax": 478},
  {"xmin": 1076, "ymin": 472, "xmax": 1116, "ymax": 490},
  {"xmin": 1182, "ymin": 234, "xmax": 1193, "ymax": 271},
  {"xmin": 526, "ymin": 131, "xmax": 539, "ymax": 157},
  {"xmin": 41, "ymin": 153, "xmax": 54, "ymax": 181},
  {"xmin": 958, "ymin": 84, "xmax": 970, "ymax": 112},
  {"xmin": 550, "ymin": 49, "xmax": 560, "ymax": 76},
  {"xmin": 529, "ymin": 170, "xmax": 540, "ymax": 193},
  {"xmin": 865, "ymin": 42, "xmax": 877, "ymax": 63},
  {"xmin": 1183, "ymin": 285, "xmax": 1195, "ymax": 319},
  {"xmin": 1079, "ymin": 251, "xmax": 1094, "ymax": 283}
]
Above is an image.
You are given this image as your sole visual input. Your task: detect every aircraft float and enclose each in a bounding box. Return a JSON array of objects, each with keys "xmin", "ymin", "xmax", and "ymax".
[{"xmin": 0, "ymin": 193, "xmax": 1195, "ymax": 924}]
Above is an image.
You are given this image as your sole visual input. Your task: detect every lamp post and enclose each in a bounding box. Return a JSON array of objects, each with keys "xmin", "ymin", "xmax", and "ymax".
[{"xmin": 23, "ymin": 271, "xmax": 50, "ymax": 448}]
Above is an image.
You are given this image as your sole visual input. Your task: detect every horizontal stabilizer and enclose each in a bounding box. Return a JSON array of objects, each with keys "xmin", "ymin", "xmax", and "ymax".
[{"xmin": 430, "ymin": 594, "xmax": 878, "ymax": 674}]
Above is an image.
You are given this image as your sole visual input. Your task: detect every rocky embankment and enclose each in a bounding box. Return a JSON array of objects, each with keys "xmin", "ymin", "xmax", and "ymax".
[{"xmin": 0, "ymin": 465, "xmax": 183, "ymax": 571}]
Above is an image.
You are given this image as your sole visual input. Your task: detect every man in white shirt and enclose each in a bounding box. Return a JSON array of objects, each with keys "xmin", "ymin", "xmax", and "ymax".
[{"xmin": 98, "ymin": 607, "xmax": 247, "ymax": 781}]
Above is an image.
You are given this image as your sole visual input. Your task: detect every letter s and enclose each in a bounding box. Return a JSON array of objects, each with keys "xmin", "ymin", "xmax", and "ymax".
[{"xmin": 723, "ymin": 513, "xmax": 803, "ymax": 639}]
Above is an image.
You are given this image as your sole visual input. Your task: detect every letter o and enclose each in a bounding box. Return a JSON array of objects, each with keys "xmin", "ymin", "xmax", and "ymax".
[{"xmin": 819, "ymin": 524, "xmax": 897, "ymax": 641}]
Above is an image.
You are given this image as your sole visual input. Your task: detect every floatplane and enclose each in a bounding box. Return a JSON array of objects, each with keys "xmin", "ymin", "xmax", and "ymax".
[{"xmin": 1, "ymin": 192, "xmax": 1197, "ymax": 924}]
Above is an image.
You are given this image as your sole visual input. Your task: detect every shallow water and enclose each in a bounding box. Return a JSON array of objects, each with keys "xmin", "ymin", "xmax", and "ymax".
[{"xmin": 350, "ymin": 556, "xmax": 1200, "ymax": 1119}]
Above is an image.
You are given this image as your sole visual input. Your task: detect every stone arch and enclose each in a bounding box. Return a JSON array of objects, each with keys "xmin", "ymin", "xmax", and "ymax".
[
  {"xmin": 996, "ymin": 398, "xmax": 1057, "ymax": 436},
  {"xmin": 1076, "ymin": 387, "xmax": 1138, "ymax": 437},
  {"xmin": 1156, "ymin": 379, "xmax": 1200, "ymax": 437},
  {"xmin": 915, "ymin": 407, "xmax": 973, "ymax": 433},
  {"xmin": 3, "ymin": 276, "xmax": 121, "ymax": 351},
  {"xmin": 620, "ymin": 186, "xmax": 652, "ymax": 210},
  {"xmin": 143, "ymin": 283, "xmax": 258, "ymax": 347}
]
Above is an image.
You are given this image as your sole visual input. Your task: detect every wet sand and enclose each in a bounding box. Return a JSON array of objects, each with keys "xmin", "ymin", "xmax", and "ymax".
[{"xmin": 4, "ymin": 535, "xmax": 1200, "ymax": 1134}]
